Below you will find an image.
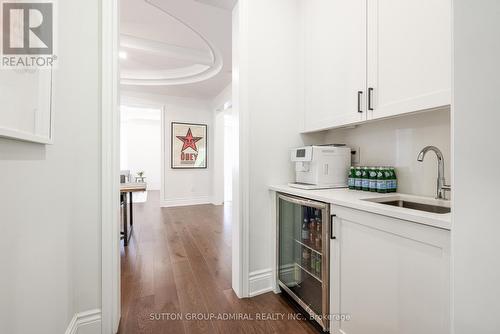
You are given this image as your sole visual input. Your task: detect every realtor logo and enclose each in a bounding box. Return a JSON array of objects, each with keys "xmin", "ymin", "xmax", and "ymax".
[{"xmin": 1, "ymin": 1, "xmax": 57, "ymax": 68}]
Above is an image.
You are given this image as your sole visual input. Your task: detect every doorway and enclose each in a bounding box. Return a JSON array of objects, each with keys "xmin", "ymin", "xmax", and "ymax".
[
  {"xmin": 120, "ymin": 105, "xmax": 162, "ymax": 203},
  {"xmin": 101, "ymin": 1, "xmax": 244, "ymax": 333}
]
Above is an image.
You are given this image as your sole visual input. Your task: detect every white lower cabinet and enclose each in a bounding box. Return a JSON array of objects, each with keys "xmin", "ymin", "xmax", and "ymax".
[{"xmin": 329, "ymin": 206, "xmax": 450, "ymax": 334}]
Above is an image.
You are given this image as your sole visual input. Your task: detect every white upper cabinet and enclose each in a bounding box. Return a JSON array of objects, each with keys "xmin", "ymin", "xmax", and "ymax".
[
  {"xmin": 366, "ymin": 0, "xmax": 452, "ymax": 120},
  {"xmin": 303, "ymin": 0, "xmax": 367, "ymax": 132},
  {"xmin": 302, "ymin": 0, "xmax": 452, "ymax": 132}
]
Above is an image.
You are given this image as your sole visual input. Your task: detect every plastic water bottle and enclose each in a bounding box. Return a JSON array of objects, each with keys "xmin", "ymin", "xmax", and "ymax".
[
  {"xmin": 377, "ymin": 167, "xmax": 387, "ymax": 193},
  {"xmin": 383, "ymin": 167, "xmax": 393, "ymax": 192},
  {"xmin": 369, "ymin": 168, "xmax": 378, "ymax": 192},
  {"xmin": 348, "ymin": 167, "xmax": 356, "ymax": 190},
  {"xmin": 389, "ymin": 167, "xmax": 398, "ymax": 192},
  {"xmin": 355, "ymin": 167, "xmax": 362, "ymax": 190},
  {"xmin": 362, "ymin": 167, "xmax": 370, "ymax": 191}
]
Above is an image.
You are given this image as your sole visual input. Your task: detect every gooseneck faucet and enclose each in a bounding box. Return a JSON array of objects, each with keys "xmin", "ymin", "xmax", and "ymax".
[{"xmin": 417, "ymin": 146, "xmax": 451, "ymax": 199}]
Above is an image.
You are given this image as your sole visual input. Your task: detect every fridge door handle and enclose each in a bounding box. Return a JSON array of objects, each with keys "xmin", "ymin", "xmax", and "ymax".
[
  {"xmin": 331, "ymin": 215, "xmax": 336, "ymax": 240},
  {"xmin": 277, "ymin": 193, "xmax": 328, "ymax": 210}
]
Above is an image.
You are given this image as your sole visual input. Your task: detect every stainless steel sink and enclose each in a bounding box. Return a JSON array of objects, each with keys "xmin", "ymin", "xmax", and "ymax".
[{"xmin": 362, "ymin": 195, "xmax": 451, "ymax": 214}]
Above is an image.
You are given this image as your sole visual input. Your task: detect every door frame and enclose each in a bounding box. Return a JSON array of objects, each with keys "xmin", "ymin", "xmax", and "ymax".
[
  {"xmin": 101, "ymin": 1, "xmax": 248, "ymax": 333},
  {"xmin": 231, "ymin": 1, "xmax": 249, "ymax": 299},
  {"xmin": 101, "ymin": 0, "xmax": 120, "ymax": 332}
]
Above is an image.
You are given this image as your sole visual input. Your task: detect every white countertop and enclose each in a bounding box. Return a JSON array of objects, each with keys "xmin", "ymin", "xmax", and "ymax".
[{"xmin": 269, "ymin": 185, "xmax": 451, "ymax": 230}]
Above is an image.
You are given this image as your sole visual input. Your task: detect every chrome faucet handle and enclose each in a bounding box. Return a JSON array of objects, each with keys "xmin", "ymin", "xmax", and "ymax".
[
  {"xmin": 439, "ymin": 185, "xmax": 451, "ymax": 200},
  {"xmin": 418, "ymin": 146, "xmax": 449, "ymax": 200}
]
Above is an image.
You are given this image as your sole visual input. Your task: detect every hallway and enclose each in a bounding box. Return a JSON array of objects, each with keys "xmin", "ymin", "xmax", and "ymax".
[{"xmin": 118, "ymin": 191, "xmax": 318, "ymax": 334}]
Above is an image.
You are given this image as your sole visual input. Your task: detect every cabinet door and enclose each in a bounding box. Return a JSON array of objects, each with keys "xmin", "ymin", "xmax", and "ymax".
[
  {"xmin": 366, "ymin": 0, "xmax": 451, "ymax": 120},
  {"xmin": 330, "ymin": 207, "xmax": 450, "ymax": 334},
  {"xmin": 303, "ymin": 0, "xmax": 367, "ymax": 132}
]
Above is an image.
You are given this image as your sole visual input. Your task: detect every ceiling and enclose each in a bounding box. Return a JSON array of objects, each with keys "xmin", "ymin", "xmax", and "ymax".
[
  {"xmin": 120, "ymin": 0, "xmax": 235, "ymax": 100},
  {"xmin": 193, "ymin": 0, "xmax": 237, "ymax": 10}
]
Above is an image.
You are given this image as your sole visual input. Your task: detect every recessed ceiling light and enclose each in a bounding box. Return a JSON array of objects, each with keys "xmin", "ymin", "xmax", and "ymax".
[{"xmin": 119, "ymin": 51, "xmax": 127, "ymax": 60}]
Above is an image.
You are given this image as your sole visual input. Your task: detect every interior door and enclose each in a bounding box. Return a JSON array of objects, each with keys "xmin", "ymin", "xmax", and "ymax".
[
  {"xmin": 366, "ymin": 0, "xmax": 452, "ymax": 120},
  {"xmin": 303, "ymin": 0, "xmax": 367, "ymax": 132}
]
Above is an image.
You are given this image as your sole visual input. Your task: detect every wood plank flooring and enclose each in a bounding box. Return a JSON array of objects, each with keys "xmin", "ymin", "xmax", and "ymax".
[{"xmin": 118, "ymin": 191, "xmax": 319, "ymax": 334}]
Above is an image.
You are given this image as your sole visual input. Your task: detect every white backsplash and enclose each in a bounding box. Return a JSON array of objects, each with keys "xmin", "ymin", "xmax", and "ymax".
[{"xmin": 320, "ymin": 108, "xmax": 451, "ymax": 198}]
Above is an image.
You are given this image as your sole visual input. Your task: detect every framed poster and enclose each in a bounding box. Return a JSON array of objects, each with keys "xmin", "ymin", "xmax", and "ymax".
[
  {"xmin": 171, "ymin": 122, "xmax": 208, "ymax": 169},
  {"xmin": 0, "ymin": 68, "xmax": 54, "ymax": 144}
]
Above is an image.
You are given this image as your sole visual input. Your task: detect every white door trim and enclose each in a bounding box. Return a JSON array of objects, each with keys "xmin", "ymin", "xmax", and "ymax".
[
  {"xmin": 160, "ymin": 105, "xmax": 166, "ymax": 209},
  {"xmin": 231, "ymin": 1, "xmax": 249, "ymax": 298},
  {"xmin": 101, "ymin": 0, "xmax": 120, "ymax": 333}
]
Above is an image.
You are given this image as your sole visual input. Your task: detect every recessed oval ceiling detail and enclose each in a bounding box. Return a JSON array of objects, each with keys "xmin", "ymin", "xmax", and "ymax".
[{"xmin": 120, "ymin": 0, "xmax": 223, "ymax": 86}]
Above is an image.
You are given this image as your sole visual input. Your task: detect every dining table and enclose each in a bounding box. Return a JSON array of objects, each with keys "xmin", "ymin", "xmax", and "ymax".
[{"xmin": 120, "ymin": 182, "xmax": 147, "ymax": 246}]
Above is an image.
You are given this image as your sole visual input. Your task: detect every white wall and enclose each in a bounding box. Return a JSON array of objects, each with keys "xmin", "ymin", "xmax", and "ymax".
[
  {"xmin": 212, "ymin": 84, "xmax": 232, "ymax": 206},
  {"xmin": 121, "ymin": 91, "xmax": 215, "ymax": 207},
  {"xmin": 213, "ymin": 110, "xmax": 225, "ymax": 205},
  {"xmin": 0, "ymin": 0, "xmax": 101, "ymax": 333},
  {"xmin": 224, "ymin": 112, "xmax": 233, "ymax": 202},
  {"xmin": 121, "ymin": 106, "xmax": 161, "ymax": 190},
  {"xmin": 234, "ymin": 0, "xmax": 324, "ymax": 295},
  {"xmin": 163, "ymin": 99, "xmax": 214, "ymax": 207},
  {"xmin": 212, "ymin": 83, "xmax": 232, "ymax": 112},
  {"xmin": 453, "ymin": 1, "xmax": 500, "ymax": 333},
  {"xmin": 323, "ymin": 109, "xmax": 451, "ymax": 197}
]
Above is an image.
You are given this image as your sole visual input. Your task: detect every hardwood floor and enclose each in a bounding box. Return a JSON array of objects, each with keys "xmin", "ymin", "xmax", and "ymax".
[{"xmin": 118, "ymin": 191, "xmax": 319, "ymax": 334}]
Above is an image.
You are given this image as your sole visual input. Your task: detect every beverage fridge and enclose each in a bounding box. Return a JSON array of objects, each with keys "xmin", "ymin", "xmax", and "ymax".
[{"xmin": 277, "ymin": 193, "xmax": 330, "ymax": 331}]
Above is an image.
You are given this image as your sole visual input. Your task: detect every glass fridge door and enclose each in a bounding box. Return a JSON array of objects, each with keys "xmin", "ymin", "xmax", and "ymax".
[{"xmin": 277, "ymin": 194, "xmax": 329, "ymax": 330}]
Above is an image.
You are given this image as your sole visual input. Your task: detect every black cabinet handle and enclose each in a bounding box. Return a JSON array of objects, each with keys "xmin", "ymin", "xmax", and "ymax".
[
  {"xmin": 368, "ymin": 87, "xmax": 374, "ymax": 111},
  {"xmin": 357, "ymin": 91, "xmax": 363, "ymax": 113},
  {"xmin": 331, "ymin": 214, "xmax": 336, "ymax": 240}
]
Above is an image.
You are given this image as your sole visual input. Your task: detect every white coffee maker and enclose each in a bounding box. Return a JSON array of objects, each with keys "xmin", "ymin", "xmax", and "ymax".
[{"xmin": 289, "ymin": 145, "xmax": 351, "ymax": 189}]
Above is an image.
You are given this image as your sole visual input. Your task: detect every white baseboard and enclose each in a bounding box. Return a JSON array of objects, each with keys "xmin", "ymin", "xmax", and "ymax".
[
  {"xmin": 160, "ymin": 196, "xmax": 213, "ymax": 207},
  {"xmin": 65, "ymin": 309, "xmax": 102, "ymax": 334},
  {"xmin": 249, "ymin": 268, "xmax": 274, "ymax": 297}
]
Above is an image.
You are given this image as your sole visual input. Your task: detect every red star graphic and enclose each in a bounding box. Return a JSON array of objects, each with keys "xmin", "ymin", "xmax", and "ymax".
[{"xmin": 176, "ymin": 128, "xmax": 203, "ymax": 152}]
